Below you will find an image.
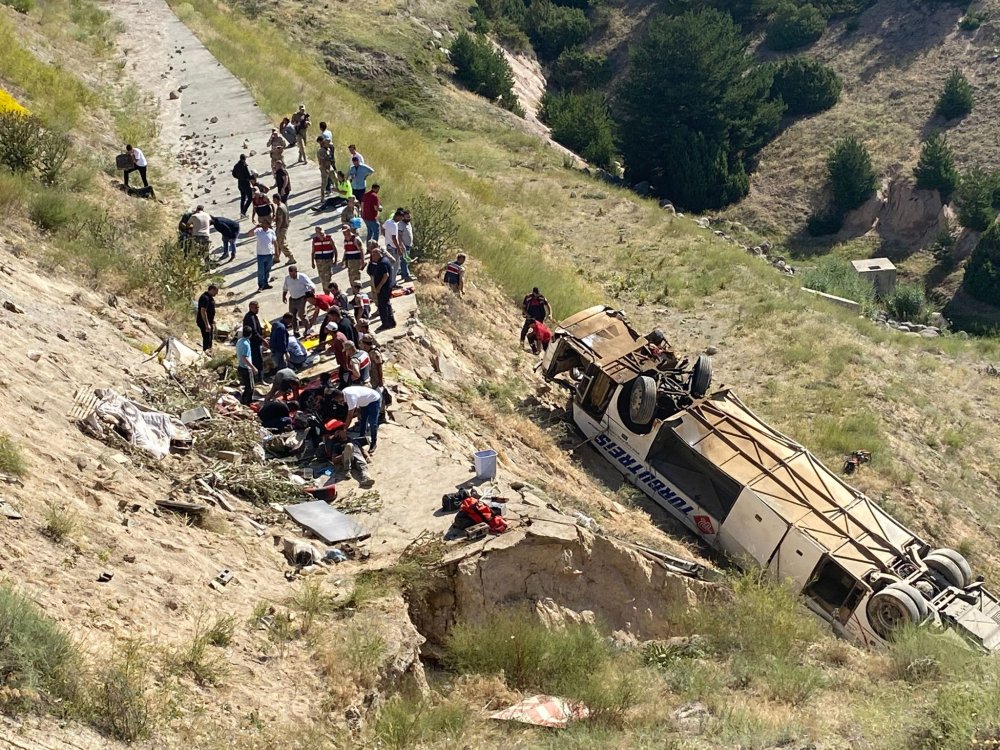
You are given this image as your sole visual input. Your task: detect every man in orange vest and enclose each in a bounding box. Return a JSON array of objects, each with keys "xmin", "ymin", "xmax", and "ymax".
[{"xmin": 310, "ymin": 225, "xmax": 337, "ymax": 292}]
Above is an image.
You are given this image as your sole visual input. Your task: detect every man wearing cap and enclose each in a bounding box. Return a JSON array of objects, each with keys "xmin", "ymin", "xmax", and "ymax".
[
  {"xmin": 267, "ymin": 128, "xmax": 287, "ymax": 167},
  {"xmin": 310, "ymin": 225, "xmax": 337, "ymax": 292},
  {"xmin": 343, "ymin": 222, "xmax": 365, "ymax": 289},
  {"xmin": 282, "ymin": 265, "xmax": 315, "ymax": 338}
]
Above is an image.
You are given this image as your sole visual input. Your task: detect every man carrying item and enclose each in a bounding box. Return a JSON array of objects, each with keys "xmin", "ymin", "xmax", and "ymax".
[
  {"xmin": 370, "ymin": 246, "xmax": 396, "ymax": 331},
  {"xmin": 210, "ymin": 215, "xmax": 240, "ymax": 262},
  {"xmin": 343, "ymin": 222, "xmax": 365, "ymax": 290},
  {"xmin": 236, "ymin": 325, "xmax": 258, "ymax": 405},
  {"xmin": 361, "ymin": 184, "xmax": 382, "ymax": 244},
  {"xmin": 251, "ymin": 217, "xmax": 277, "ymax": 292},
  {"xmin": 122, "ymin": 144, "xmax": 149, "ymax": 189},
  {"xmin": 440, "ymin": 252, "xmax": 466, "ymax": 296},
  {"xmin": 520, "ymin": 287, "xmax": 551, "ymax": 345},
  {"xmin": 330, "ymin": 385, "xmax": 382, "ymax": 453},
  {"xmin": 196, "ymin": 284, "xmax": 218, "ymax": 351},
  {"xmin": 232, "ymin": 154, "xmax": 253, "ymax": 218},
  {"xmin": 283, "ymin": 265, "xmax": 315, "ymax": 337}
]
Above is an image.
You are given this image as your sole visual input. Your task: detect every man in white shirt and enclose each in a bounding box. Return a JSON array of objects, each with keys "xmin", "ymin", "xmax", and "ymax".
[
  {"xmin": 282, "ymin": 264, "xmax": 316, "ymax": 337},
  {"xmin": 123, "ymin": 144, "xmax": 149, "ymax": 188},
  {"xmin": 187, "ymin": 205, "xmax": 211, "ymax": 254},
  {"xmin": 331, "ymin": 385, "xmax": 382, "ymax": 452},
  {"xmin": 347, "ymin": 144, "xmax": 364, "ymax": 164},
  {"xmin": 381, "ymin": 209, "xmax": 402, "ymax": 280},
  {"xmin": 251, "ymin": 218, "xmax": 277, "ymax": 293}
]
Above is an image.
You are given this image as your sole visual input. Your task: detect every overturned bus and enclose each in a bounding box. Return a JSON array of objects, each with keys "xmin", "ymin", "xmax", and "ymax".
[{"xmin": 542, "ymin": 306, "xmax": 1000, "ymax": 652}]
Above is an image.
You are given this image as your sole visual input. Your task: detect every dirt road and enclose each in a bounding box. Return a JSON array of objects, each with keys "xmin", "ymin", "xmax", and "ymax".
[{"xmin": 110, "ymin": 0, "xmax": 416, "ymax": 337}]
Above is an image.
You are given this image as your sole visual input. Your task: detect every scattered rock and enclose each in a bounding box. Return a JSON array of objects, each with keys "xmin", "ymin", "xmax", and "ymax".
[
  {"xmin": 168, "ymin": 90, "xmax": 180, "ymax": 100},
  {"xmin": 26, "ymin": 351, "xmax": 42, "ymax": 362},
  {"xmin": 123, "ymin": 554, "xmax": 136, "ymax": 563},
  {"xmin": 705, "ymin": 346, "xmax": 718, "ymax": 355},
  {"xmin": 209, "ymin": 116, "xmax": 218, "ymax": 123},
  {"xmin": 920, "ymin": 328, "xmax": 940, "ymax": 338},
  {"xmin": 2, "ymin": 300, "xmax": 24, "ymax": 314},
  {"xmin": 57, "ymin": 332, "xmax": 69, "ymax": 342},
  {"xmin": 632, "ymin": 180, "xmax": 651, "ymax": 196},
  {"xmin": 671, "ymin": 701, "xmax": 711, "ymax": 733}
]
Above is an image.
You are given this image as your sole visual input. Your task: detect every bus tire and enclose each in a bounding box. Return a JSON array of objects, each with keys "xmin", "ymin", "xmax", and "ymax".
[{"xmin": 628, "ymin": 376, "xmax": 657, "ymax": 426}]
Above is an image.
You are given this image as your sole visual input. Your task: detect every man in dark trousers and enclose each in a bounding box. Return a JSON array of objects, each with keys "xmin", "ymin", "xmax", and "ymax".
[
  {"xmin": 269, "ymin": 312, "xmax": 294, "ymax": 370},
  {"xmin": 210, "ymin": 215, "xmax": 240, "ymax": 262},
  {"xmin": 520, "ymin": 287, "xmax": 552, "ymax": 345},
  {"xmin": 232, "ymin": 154, "xmax": 254, "ymax": 218},
  {"xmin": 196, "ymin": 284, "xmax": 219, "ymax": 351},
  {"xmin": 242, "ymin": 300, "xmax": 266, "ymax": 379},
  {"xmin": 370, "ymin": 246, "xmax": 396, "ymax": 331}
]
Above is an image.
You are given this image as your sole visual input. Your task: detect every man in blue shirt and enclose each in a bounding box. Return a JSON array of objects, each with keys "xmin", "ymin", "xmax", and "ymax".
[
  {"xmin": 269, "ymin": 313, "xmax": 294, "ymax": 370},
  {"xmin": 348, "ymin": 156, "xmax": 374, "ymax": 203},
  {"xmin": 236, "ymin": 325, "xmax": 258, "ymax": 405}
]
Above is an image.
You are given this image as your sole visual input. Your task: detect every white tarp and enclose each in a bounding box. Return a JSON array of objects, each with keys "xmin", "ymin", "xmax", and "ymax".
[
  {"xmin": 161, "ymin": 336, "xmax": 202, "ymax": 373},
  {"xmin": 86, "ymin": 388, "xmax": 191, "ymax": 459}
]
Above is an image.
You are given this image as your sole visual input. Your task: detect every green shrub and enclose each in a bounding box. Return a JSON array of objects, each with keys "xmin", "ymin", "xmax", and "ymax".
[
  {"xmin": 444, "ymin": 608, "xmax": 608, "ymax": 692},
  {"xmin": 827, "ymin": 135, "xmax": 876, "ymax": 211},
  {"xmin": 959, "ymin": 9, "xmax": 987, "ymax": 29},
  {"xmin": 915, "ymin": 673, "xmax": 1000, "ymax": 750},
  {"xmin": 539, "ymin": 89, "xmax": 616, "ymax": 169},
  {"xmin": 524, "ymin": 0, "xmax": 591, "ymax": 60},
  {"xmin": 36, "ymin": 130, "xmax": 71, "ymax": 185},
  {"xmin": 936, "ymin": 68, "xmax": 973, "ymax": 120},
  {"xmin": 89, "ymin": 639, "xmax": 158, "ymax": 742},
  {"xmin": 1, "ymin": 0, "xmax": 35, "ymax": 14},
  {"xmin": 806, "ymin": 209, "xmax": 844, "ymax": 236},
  {"xmin": 770, "ymin": 57, "xmax": 841, "ymax": 115},
  {"xmin": 492, "ymin": 18, "xmax": 531, "ymax": 51},
  {"xmin": 0, "ymin": 433, "xmax": 26, "ymax": 476},
  {"xmin": 0, "ymin": 584, "xmax": 80, "ymax": 712},
  {"xmin": 0, "ymin": 111, "xmax": 42, "ymax": 173},
  {"xmin": 965, "ymin": 220, "xmax": 1000, "ymax": 303},
  {"xmin": 449, "ymin": 31, "xmax": 520, "ymax": 112},
  {"xmin": 914, "ymin": 132, "xmax": 959, "ymax": 199},
  {"xmin": 409, "ymin": 194, "xmax": 459, "ymax": 262},
  {"xmin": 885, "ymin": 282, "xmax": 927, "ymax": 321},
  {"xmin": 801, "ymin": 256, "xmax": 876, "ymax": 309},
  {"xmin": 550, "ymin": 47, "xmax": 611, "ymax": 91},
  {"xmin": 0, "ymin": 171, "xmax": 25, "ymax": 211},
  {"xmin": 477, "ymin": 0, "xmax": 526, "ymax": 24},
  {"xmin": 887, "ymin": 626, "xmax": 977, "ymax": 683},
  {"xmin": 29, "ymin": 189, "xmax": 81, "ymax": 232},
  {"xmin": 42, "ymin": 501, "xmax": 78, "ymax": 543},
  {"xmin": 765, "ymin": 2, "xmax": 827, "ymax": 51},
  {"xmin": 955, "ymin": 168, "xmax": 995, "ymax": 230},
  {"xmin": 374, "ymin": 694, "xmax": 469, "ymax": 750}
]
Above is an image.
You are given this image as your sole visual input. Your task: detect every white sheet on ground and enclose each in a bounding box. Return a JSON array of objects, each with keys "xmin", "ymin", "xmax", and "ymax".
[{"xmin": 91, "ymin": 388, "xmax": 192, "ymax": 459}]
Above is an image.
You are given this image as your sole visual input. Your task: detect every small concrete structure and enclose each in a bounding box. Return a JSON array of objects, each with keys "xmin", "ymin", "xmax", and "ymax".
[{"xmin": 851, "ymin": 257, "xmax": 897, "ymax": 297}]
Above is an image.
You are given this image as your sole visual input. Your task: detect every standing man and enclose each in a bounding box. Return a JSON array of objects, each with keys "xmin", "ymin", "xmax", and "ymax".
[
  {"xmin": 319, "ymin": 121, "xmax": 335, "ymax": 175},
  {"xmin": 267, "ymin": 128, "xmax": 287, "ymax": 168},
  {"xmin": 370, "ymin": 247, "xmax": 396, "ymax": 331},
  {"xmin": 272, "ymin": 194, "xmax": 295, "ymax": 265},
  {"xmin": 292, "ymin": 105, "xmax": 310, "ymax": 164},
  {"xmin": 348, "ymin": 156, "xmax": 374, "ymax": 203},
  {"xmin": 251, "ymin": 217, "xmax": 277, "ymax": 293},
  {"xmin": 316, "ymin": 136, "xmax": 333, "ymax": 205},
  {"xmin": 352, "ymin": 282, "xmax": 371, "ymax": 321},
  {"xmin": 236, "ymin": 325, "xmax": 258, "ymax": 405},
  {"xmin": 440, "ymin": 252, "xmax": 466, "ymax": 296},
  {"xmin": 210, "ymin": 215, "xmax": 240, "ymax": 262},
  {"xmin": 310, "ymin": 225, "xmax": 337, "ymax": 292},
  {"xmin": 270, "ymin": 312, "xmax": 294, "ymax": 370},
  {"xmin": 273, "ymin": 160, "xmax": 291, "ymax": 203},
  {"xmin": 347, "ymin": 144, "xmax": 364, "ymax": 164},
  {"xmin": 196, "ymin": 284, "xmax": 218, "ymax": 351},
  {"xmin": 397, "ymin": 208, "xmax": 415, "ymax": 283},
  {"xmin": 361, "ymin": 183, "xmax": 382, "ymax": 244},
  {"xmin": 232, "ymin": 154, "xmax": 254, "ymax": 218},
  {"xmin": 330, "ymin": 386, "xmax": 382, "ymax": 453},
  {"xmin": 243, "ymin": 300, "xmax": 266, "ymax": 378},
  {"xmin": 382, "ymin": 209, "xmax": 401, "ymax": 280},
  {"xmin": 251, "ymin": 184, "xmax": 272, "ymax": 224},
  {"xmin": 282, "ymin": 265, "xmax": 315, "ymax": 337},
  {"xmin": 520, "ymin": 287, "xmax": 552, "ymax": 345},
  {"xmin": 123, "ymin": 144, "xmax": 149, "ymax": 189},
  {"xmin": 343, "ymin": 223, "xmax": 365, "ymax": 290}
]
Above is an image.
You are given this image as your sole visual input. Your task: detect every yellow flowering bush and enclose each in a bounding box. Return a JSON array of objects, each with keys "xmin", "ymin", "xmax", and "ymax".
[{"xmin": 0, "ymin": 89, "xmax": 28, "ymax": 116}]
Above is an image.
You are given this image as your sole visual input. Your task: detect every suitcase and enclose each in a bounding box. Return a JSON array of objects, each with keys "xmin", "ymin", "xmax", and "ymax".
[{"xmin": 115, "ymin": 153, "xmax": 134, "ymax": 170}]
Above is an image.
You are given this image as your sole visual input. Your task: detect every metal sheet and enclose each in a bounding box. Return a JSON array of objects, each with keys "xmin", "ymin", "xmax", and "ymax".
[{"xmin": 284, "ymin": 500, "xmax": 370, "ymax": 544}]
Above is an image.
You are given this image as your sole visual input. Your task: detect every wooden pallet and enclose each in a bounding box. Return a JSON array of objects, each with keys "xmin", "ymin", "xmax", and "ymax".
[{"xmin": 67, "ymin": 386, "xmax": 99, "ymax": 422}]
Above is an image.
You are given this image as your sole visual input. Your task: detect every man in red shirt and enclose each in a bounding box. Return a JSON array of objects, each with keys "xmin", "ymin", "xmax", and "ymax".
[
  {"xmin": 310, "ymin": 225, "xmax": 337, "ymax": 292},
  {"xmin": 526, "ymin": 319, "xmax": 552, "ymax": 355},
  {"xmin": 361, "ymin": 183, "xmax": 382, "ymax": 244},
  {"xmin": 305, "ymin": 289, "xmax": 335, "ymax": 328}
]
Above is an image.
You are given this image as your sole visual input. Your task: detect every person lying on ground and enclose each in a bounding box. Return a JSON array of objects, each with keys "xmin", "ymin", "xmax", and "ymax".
[
  {"xmin": 263, "ymin": 367, "xmax": 300, "ymax": 402},
  {"xmin": 330, "ymin": 385, "xmax": 382, "ymax": 453},
  {"xmin": 312, "ymin": 170, "xmax": 351, "ymax": 212},
  {"xmin": 286, "ymin": 332, "xmax": 309, "ymax": 369}
]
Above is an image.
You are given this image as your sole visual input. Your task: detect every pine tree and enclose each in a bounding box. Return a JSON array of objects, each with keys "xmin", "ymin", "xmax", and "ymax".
[
  {"xmin": 827, "ymin": 136, "xmax": 876, "ymax": 211},
  {"xmin": 966, "ymin": 220, "xmax": 1000, "ymax": 303},
  {"xmin": 913, "ymin": 133, "xmax": 959, "ymax": 199},
  {"xmin": 955, "ymin": 168, "xmax": 995, "ymax": 231},
  {"xmin": 617, "ymin": 9, "xmax": 783, "ymax": 211},
  {"xmin": 770, "ymin": 57, "xmax": 841, "ymax": 116},
  {"xmin": 936, "ymin": 68, "xmax": 974, "ymax": 120}
]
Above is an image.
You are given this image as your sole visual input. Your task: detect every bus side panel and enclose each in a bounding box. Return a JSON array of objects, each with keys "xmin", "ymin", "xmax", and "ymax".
[
  {"xmin": 768, "ymin": 525, "xmax": 825, "ymax": 593},
  {"xmin": 718, "ymin": 488, "xmax": 788, "ymax": 568}
]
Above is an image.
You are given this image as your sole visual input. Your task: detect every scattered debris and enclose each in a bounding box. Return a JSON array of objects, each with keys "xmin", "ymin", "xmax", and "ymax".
[
  {"xmin": 156, "ymin": 498, "xmax": 209, "ymax": 517},
  {"xmin": 490, "ymin": 695, "xmax": 589, "ymax": 728},
  {"xmin": 842, "ymin": 450, "xmax": 872, "ymax": 475},
  {"xmin": 2, "ymin": 300, "xmax": 24, "ymax": 314},
  {"xmin": 0, "ymin": 500, "xmax": 22, "ymax": 520},
  {"xmin": 181, "ymin": 406, "xmax": 212, "ymax": 425},
  {"xmin": 284, "ymin": 500, "xmax": 370, "ymax": 545},
  {"xmin": 97, "ymin": 572, "xmax": 114, "ymax": 583}
]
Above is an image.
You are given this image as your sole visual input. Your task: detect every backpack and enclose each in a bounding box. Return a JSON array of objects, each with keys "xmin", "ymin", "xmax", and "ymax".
[{"xmin": 456, "ymin": 497, "xmax": 507, "ymax": 534}]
